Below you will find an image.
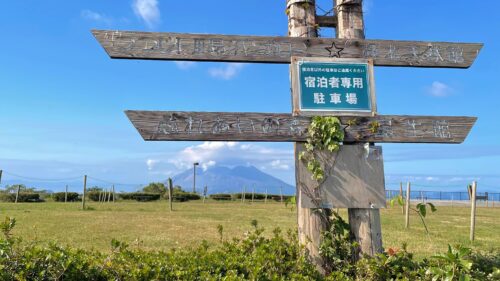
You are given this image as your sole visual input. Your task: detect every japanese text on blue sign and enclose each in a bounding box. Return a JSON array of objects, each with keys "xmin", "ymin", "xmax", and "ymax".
[{"xmin": 298, "ymin": 61, "xmax": 372, "ymax": 112}]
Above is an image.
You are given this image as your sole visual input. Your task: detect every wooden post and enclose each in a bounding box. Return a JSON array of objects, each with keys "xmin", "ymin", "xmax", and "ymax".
[
  {"xmin": 203, "ymin": 185, "xmax": 207, "ymax": 203},
  {"xmin": 288, "ymin": 0, "xmax": 328, "ymax": 269},
  {"xmin": 0, "ymin": 170, "xmax": 3, "ymax": 186},
  {"xmin": 108, "ymin": 188, "xmax": 111, "ymax": 203},
  {"xmin": 15, "ymin": 185, "xmax": 20, "ymax": 203},
  {"xmin": 280, "ymin": 186, "xmax": 283, "ymax": 203},
  {"xmin": 65, "ymin": 185, "xmax": 68, "ymax": 203},
  {"xmin": 335, "ymin": 0, "xmax": 384, "ymax": 257},
  {"xmin": 243, "ymin": 186, "xmax": 246, "ymax": 203},
  {"xmin": 399, "ymin": 182, "xmax": 404, "ymax": 214},
  {"xmin": 82, "ymin": 175, "xmax": 87, "ymax": 210},
  {"xmin": 405, "ymin": 182, "xmax": 411, "ymax": 229},
  {"xmin": 168, "ymin": 178, "xmax": 173, "ymax": 212},
  {"xmin": 112, "ymin": 184, "xmax": 115, "ymax": 203},
  {"xmin": 470, "ymin": 181, "xmax": 477, "ymax": 241},
  {"xmin": 265, "ymin": 188, "xmax": 268, "ymax": 204},
  {"xmin": 251, "ymin": 187, "xmax": 255, "ymax": 203}
]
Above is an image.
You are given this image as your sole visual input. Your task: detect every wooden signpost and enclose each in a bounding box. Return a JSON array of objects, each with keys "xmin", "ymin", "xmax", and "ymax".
[
  {"xmin": 92, "ymin": 30, "xmax": 481, "ymax": 68},
  {"xmin": 125, "ymin": 110, "xmax": 476, "ymax": 144},
  {"xmin": 93, "ymin": 0, "xmax": 481, "ymax": 273}
]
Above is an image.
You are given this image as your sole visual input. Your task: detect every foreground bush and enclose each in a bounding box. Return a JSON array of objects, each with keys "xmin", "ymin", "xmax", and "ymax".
[
  {"xmin": 0, "ymin": 192, "xmax": 42, "ymax": 203},
  {"xmin": 0, "ymin": 217, "xmax": 498, "ymax": 280},
  {"xmin": 52, "ymin": 192, "xmax": 80, "ymax": 202}
]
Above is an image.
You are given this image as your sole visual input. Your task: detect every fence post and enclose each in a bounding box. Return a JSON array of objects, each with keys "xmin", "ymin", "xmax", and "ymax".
[
  {"xmin": 65, "ymin": 185, "xmax": 68, "ymax": 203},
  {"xmin": 280, "ymin": 186, "xmax": 283, "ymax": 203},
  {"xmin": 168, "ymin": 178, "xmax": 173, "ymax": 212},
  {"xmin": 82, "ymin": 175, "xmax": 87, "ymax": 210},
  {"xmin": 252, "ymin": 187, "xmax": 255, "ymax": 203},
  {"xmin": 470, "ymin": 181, "xmax": 477, "ymax": 241},
  {"xmin": 15, "ymin": 185, "xmax": 20, "ymax": 203},
  {"xmin": 203, "ymin": 186, "xmax": 207, "ymax": 203},
  {"xmin": 112, "ymin": 184, "xmax": 115, "ymax": 203},
  {"xmin": 265, "ymin": 188, "xmax": 268, "ymax": 203},
  {"xmin": 405, "ymin": 182, "xmax": 411, "ymax": 229},
  {"xmin": 399, "ymin": 182, "xmax": 404, "ymax": 214}
]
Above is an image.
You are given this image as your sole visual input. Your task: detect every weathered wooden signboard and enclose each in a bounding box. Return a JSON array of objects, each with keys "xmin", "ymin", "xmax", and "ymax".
[
  {"xmin": 125, "ymin": 110, "xmax": 476, "ymax": 144},
  {"xmin": 92, "ymin": 30, "xmax": 482, "ymax": 68},
  {"xmin": 297, "ymin": 145, "xmax": 386, "ymax": 209},
  {"xmin": 291, "ymin": 57, "xmax": 376, "ymax": 116}
]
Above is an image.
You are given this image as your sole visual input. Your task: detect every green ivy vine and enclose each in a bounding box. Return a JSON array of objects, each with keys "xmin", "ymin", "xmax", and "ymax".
[{"xmin": 299, "ymin": 116, "xmax": 344, "ymax": 181}]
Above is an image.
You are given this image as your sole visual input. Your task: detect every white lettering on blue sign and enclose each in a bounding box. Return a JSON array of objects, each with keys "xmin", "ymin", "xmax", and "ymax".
[
  {"xmin": 313, "ymin": 93, "xmax": 326, "ymax": 104},
  {"xmin": 330, "ymin": 93, "xmax": 342, "ymax": 104},
  {"xmin": 346, "ymin": 93, "xmax": 358, "ymax": 105},
  {"xmin": 353, "ymin": 78, "xmax": 363, "ymax": 89},
  {"xmin": 341, "ymin": 78, "xmax": 352, "ymax": 88},
  {"xmin": 304, "ymin": 76, "xmax": 315, "ymax": 88}
]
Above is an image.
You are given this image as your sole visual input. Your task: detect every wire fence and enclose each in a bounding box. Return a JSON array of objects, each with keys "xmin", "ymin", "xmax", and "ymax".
[
  {"xmin": 0, "ymin": 169, "xmax": 498, "ymax": 203},
  {"xmin": 385, "ymin": 190, "xmax": 500, "ymax": 202}
]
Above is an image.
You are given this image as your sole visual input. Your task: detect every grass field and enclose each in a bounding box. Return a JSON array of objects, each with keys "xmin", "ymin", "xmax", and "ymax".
[{"xmin": 0, "ymin": 200, "xmax": 498, "ymax": 258}]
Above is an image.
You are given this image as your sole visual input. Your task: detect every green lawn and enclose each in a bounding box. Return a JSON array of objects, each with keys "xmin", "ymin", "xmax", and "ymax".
[{"xmin": 0, "ymin": 200, "xmax": 498, "ymax": 258}]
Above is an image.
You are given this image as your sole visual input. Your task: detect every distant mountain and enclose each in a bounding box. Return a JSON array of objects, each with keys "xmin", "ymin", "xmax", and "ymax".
[{"xmin": 172, "ymin": 165, "xmax": 295, "ymax": 195}]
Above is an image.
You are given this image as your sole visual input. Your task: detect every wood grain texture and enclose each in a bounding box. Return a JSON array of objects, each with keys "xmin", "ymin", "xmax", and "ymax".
[
  {"xmin": 92, "ymin": 30, "xmax": 482, "ymax": 68},
  {"xmin": 125, "ymin": 110, "xmax": 477, "ymax": 144},
  {"xmin": 316, "ymin": 15, "xmax": 337, "ymax": 28},
  {"xmin": 288, "ymin": 0, "xmax": 326, "ymax": 275},
  {"xmin": 298, "ymin": 145, "xmax": 386, "ymax": 209}
]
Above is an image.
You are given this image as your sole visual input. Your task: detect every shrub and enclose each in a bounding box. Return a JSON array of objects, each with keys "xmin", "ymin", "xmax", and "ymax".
[
  {"xmin": 0, "ymin": 193, "xmax": 42, "ymax": 203},
  {"xmin": 0, "ymin": 217, "xmax": 499, "ymax": 280},
  {"xmin": 87, "ymin": 191, "xmax": 112, "ymax": 202},
  {"xmin": 209, "ymin": 194, "xmax": 233, "ymax": 201},
  {"xmin": 164, "ymin": 190, "xmax": 201, "ymax": 202},
  {"xmin": 52, "ymin": 192, "xmax": 80, "ymax": 202},
  {"xmin": 233, "ymin": 193, "xmax": 267, "ymax": 200},
  {"xmin": 270, "ymin": 195, "xmax": 291, "ymax": 202},
  {"xmin": 119, "ymin": 192, "xmax": 160, "ymax": 202}
]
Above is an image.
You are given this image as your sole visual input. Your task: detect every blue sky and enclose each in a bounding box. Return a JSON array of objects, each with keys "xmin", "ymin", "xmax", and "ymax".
[{"xmin": 0, "ymin": 0, "xmax": 499, "ymax": 192}]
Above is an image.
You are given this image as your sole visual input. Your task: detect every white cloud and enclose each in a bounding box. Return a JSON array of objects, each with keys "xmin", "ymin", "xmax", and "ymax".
[
  {"xmin": 81, "ymin": 10, "xmax": 112, "ymax": 24},
  {"xmin": 208, "ymin": 63, "xmax": 245, "ymax": 80},
  {"xmin": 425, "ymin": 176, "xmax": 439, "ymax": 181},
  {"xmin": 167, "ymin": 142, "xmax": 292, "ymax": 172},
  {"xmin": 270, "ymin": 160, "xmax": 290, "ymax": 170},
  {"xmin": 428, "ymin": 81, "xmax": 453, "ymax": 97},
  {"xmin": 146, "ymin": 159, "xmax": 159, "ymax": 170},
  {"xmin": 132, "ymin": 0, "xmax": 160, "ymax": 28},
  {"xmin": 175, "ymin": 61, "xmax": 196, "ymax": 70},
  {"xmin": 201, "ymin": 160, "xmax": 216, "ymax": 171}
]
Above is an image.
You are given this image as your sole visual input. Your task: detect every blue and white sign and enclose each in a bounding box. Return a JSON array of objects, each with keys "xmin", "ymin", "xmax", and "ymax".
[{"xmin": 293, "ymin": 58, "xmax": 376, "ymax": 116}]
